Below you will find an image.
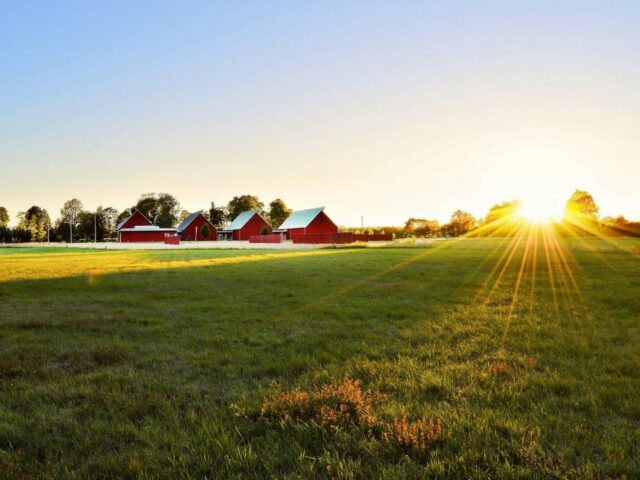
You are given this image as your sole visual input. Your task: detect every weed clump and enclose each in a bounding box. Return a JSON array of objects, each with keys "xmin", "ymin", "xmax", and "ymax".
[
  {"xmin": 382, "ymin": 416, "xmax": 442, "ymax": 454},
  {"xmin": 261, "ymin": 377, "xmax": 380, "ymax": 428},
  {"xmin": 260, "ymin": 377, "xmax": 443, "ymax": 457},
  {"xmin": 491, "ymin": 362, "xmax": 509, "ymax": 376}
]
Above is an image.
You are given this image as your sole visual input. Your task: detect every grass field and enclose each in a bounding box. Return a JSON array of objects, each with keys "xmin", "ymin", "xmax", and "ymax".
[{"xmin": 1, "ymin": 237, "xmax": 639, "ymax": 479}]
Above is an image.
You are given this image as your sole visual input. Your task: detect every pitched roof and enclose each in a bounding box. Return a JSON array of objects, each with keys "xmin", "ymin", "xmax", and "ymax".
[
  {"xmin": 116, "ymin": 208, "xmax": 152, "ymax": 230},
  {"xmin": 226, "ymin": 210, "xmax": 262, "ymax": 231},
  {"xmin": 176, "ymin": 210, "xmax": 211, "ymax": 233},
  {"xmin": 276, "ymin": 207, "xmax": 324, "ymax": 230}
]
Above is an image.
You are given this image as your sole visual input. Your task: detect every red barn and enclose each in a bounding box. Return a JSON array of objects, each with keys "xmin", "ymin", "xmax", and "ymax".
[
  {"xmin": 177, "ymin": 210, "xmax": 216, "ymax": 241},
  {"xmin": 116, "ymin": 208, "xmax": 153, "ymax": 241},
  {"xmin": 219, "ymin": 210, "xmax": 272, "ymax": 240},
  {"xmin": 118, "ymin": 226, "xmax": 178, "ymax": 243},
  {"xmin": 274, "ymin": 207, "xmax": 338, "ymax": 240}
]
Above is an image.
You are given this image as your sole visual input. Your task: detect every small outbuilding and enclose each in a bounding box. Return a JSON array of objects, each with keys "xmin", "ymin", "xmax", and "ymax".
[
  {"xmin": 219, "ymin": 210, "xmax": 272, "ymax": 240},
  {"xmin": 274, "ymin": 207, "xmax": 338, "ymax": 240},
  {"xmin": 176, "ymin": 210, "xmax": 216, "ymax": 241}
]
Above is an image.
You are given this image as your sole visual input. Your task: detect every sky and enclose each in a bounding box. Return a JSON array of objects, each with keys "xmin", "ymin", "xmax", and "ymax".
[{"xmin": 1, "ymin": 1, "xmax": 639, "ymax": 227}]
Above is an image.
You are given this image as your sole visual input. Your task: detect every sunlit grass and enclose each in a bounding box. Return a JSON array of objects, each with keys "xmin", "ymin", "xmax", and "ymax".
[{"xmin": 1, "ymin": 238, "xmax": 639, "ymax": 478}]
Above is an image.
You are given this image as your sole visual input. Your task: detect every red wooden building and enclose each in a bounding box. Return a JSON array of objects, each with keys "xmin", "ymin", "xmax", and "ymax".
[
  {"xmin": 117, "ymin": 208, "xmax": 175, "ymax": 242},
  {"xmin": 176, "ymin": 210, "xmax": 217, "ymax": 241},
  {"xmin": 219, "ymin": 210, "xmax": 272, "ymax": 240},
  {"xmin": 118, "ymin": 226, "xmax": 178, "ymax": 243},
  {"xmin": 116, "ymin": 208, "xmax": 152, "ymax": 232},
  {"xmin": 274, "ymin": 207, "xmax": 338, "ymax": 240}
]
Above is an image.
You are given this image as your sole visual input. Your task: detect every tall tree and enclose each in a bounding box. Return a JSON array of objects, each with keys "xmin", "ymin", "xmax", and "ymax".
[
  {"xmin": 564, "ymin": 190, "xmax": 599, "ymax": 220},
  {"xmin": 208, "ymin": 202, "xmax": 226, "ymax": 228},
  {"xmin": 134, "ymin": 193, "xmax": 180, "ymax": 227},
  {"xmin": 17, "ymin": 206, "xmax": 51, "ymax": 241},
  {"xmin": 226, "ymin": 195, "xmax": 264, "ymax": 222},
  {"xmin": 0, "ymin": 207, "xmax": 9, "ymax": 227},
  {"xmin": 155, "ymin": 193, "xmax": 181, "ymax": 227},
  {"xmin": 59, "ymin": 198, "xmax": 83, "ymax": 243},
  {"xmin": 116, "ymin": 209, "xmax": 133, "ymax": 227},
  {"xmin": 404, "ymin": 218, "xmax": 440, "ymax": 237},
  {"xmin": 268, "ymin": 199, "xmax": 291, "ymax": 228},
  {"xmin": 448, "ymin": 210, "xmax": 477, "ymax": 236},
  {"xmin": 101, "ymin": 207, "xmax": 119, "ymax": 238},
  {"xmin": 485, "ymin": 200, "xmax": 520, "ymax": 224},
  {"xmin": 76, "ymin": 210, "xmax": 107, "ymax": 242},
  {"xmin": 178, "ymin": 210, "xmax": 191, "ymax": 223}
]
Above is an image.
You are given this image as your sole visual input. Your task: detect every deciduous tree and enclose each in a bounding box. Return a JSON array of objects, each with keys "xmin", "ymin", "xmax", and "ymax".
[
  {"xmin": 17, "ymin": 206, "xmax": 51, "ymax": 241},
  {"xmin": 207, "ymin": 202, "xmax": 226, "ymax": 228},
  {"xmin": 0, "ymin": 207, "xmax": 9, "ymax": 227},
  {"xmin": 268, "ymin": 199, "xmax": 291, "ymax": 229},
  {"xmin": 226, "ymin": 195, "xmax": 264, "ymax": 222},
  {"xmin": 564, "ymin": 190, "xmax": 599, "ymax": 220}
]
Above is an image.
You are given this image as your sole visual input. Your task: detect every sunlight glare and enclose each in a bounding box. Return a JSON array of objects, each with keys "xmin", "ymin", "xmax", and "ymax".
[{"xmin": 518, "ymin": 196, "xmax": 561, "ymax": 223}]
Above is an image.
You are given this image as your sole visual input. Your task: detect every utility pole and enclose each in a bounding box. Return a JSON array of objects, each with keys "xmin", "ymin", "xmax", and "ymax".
[
  {"xmin": 361, "ymin": 216, "xmax": 364, "ymax": 229},
  {"xmin": 94, "ymin": 213, "xmax": 97, "ymax": 243}
]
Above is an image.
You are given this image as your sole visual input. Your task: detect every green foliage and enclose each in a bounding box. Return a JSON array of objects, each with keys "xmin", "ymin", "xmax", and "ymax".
[
  {"xmin": 226, "ymin": 195, "xmax": 264, "ymax": 222},
  {"xmin": 444, "ymin": 209, "xmax": 477, "ymax": 236},
  {"xmin": 17, "ymin": 206, "xmax": 50, "ymax": 241},
  {"xmin": 484, "ymin": 199, "xmax": 520, "ymax": 225},
  {"xmin": 268, "ymin": 198, "xmax": 291, "ymax": 229},
  {"xmin": 115, "ymin": 208, "xmax": 132, "ymax": 228},
  {"xmin": 207, "ymin": 202, "xmax": 226, "ymax": 228},
  {"xmin": 100, "ymin": 207, "xmax": 119, "ymax": 239},
  {"xmin": 0, "ymin": 206, "xmax": 9, "ymax": 227},
  {"xmin": 1, "ymin": 240, "xmax": 639, "ymax": 477},
  {"xmin": 134, "ymin": 192, "xmax": 181, "ymax": 227},
  {"xmin": 76, "ymin": 210, "xmax": 106, "ymax": 242},
  {"xmin": 403, "ymin": 218, "xmax": 440, "ymax": 237},
  {"xmin": 565, "ymin": 189, "xmax": 599, "ymax": 220},
  {"xmin": 201, "ymin": 224, "xmax": 211, "ymax": 240}
]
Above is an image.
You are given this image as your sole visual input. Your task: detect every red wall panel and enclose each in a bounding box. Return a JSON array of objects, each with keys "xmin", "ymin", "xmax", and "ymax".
[
  {"xmin": 121, "ymin": 211, "xmax": 152, "ymax": 229},
  {"xmin": 233, "ymin": 214, "xmax": 272, "ymax": 240},
  {"xmin": 120, "ymin": 230, "xmax": 174, "ymax": 242},
  {"xmin": 180, "ymin": 215, "xmax": 217, "ymax": 241}
]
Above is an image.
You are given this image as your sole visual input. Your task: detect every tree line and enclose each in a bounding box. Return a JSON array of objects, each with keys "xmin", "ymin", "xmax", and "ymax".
[
  {"xmin": 347, "ymin": 190, "xmax": 640, "ymax": 238},
  {"xmin": 0, "ymin": 194, "xmax": 292, "ymax": 243},
  {"xmin": 1, "ymin": 189, "xmax": 638, "ymax": 243}
]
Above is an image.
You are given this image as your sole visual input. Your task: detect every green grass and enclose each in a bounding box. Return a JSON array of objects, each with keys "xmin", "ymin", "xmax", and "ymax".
[{"xmin": 1, "ymin": 238, "xmax": 639, "ymax": 479}]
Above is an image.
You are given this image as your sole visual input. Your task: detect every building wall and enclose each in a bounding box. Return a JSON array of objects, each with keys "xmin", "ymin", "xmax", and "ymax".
[
  {"xmin": 120, "ymin": 230, "xmax": 175, "ymax": 242},
  {"xmin": 121, "ymin": 211, "xmax": 152, "ymax": 229},
  {"xmin": 180, "ymin": 215, "xmax": 217, "ymax": 241},
  {"xmin": 233, "ymin": 213, "xmax": 272, "ymax": 240},
  {"xmin": 285, "ymin": 211, "xmax": 338, "ymax": 239}
]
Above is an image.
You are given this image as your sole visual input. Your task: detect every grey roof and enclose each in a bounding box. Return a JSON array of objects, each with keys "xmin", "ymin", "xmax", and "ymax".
[
  {"xmin": 277, "ymin": 207, "xmax": 324, "ymax": 230},
  {"xmin": 116, "ymin": 208, "xmax": 152, "ymax": 230},
  {"xmin": 176, "ymin": 210, "xmax": 207, "ymax": 233},
  {"xmin": 226, "ymin": 210, "xmax": 261, "ymax": 231}
]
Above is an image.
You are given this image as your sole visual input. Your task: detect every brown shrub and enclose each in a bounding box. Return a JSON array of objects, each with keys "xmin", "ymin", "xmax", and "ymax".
[
  {"xmin": 381, "ymin": 416, "xmax": 443, "ymax": 454},
  {"xmin": 260, "ymin": 376, "xmax": 444, "ymax": 456},
  {"xmin": 261, "ymin": 376, "xmax": 380, "ymax": 428}
]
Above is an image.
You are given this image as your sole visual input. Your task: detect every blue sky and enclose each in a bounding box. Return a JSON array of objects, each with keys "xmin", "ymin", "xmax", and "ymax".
[{"xmin": 1, "ymin": 1, "xmax": 639, "ymax": 225}]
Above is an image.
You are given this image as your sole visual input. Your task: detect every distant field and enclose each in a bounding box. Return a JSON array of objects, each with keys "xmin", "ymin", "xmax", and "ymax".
[{"xmin": 1, "ymin": 237, "xmax": 639, "ymax": 479}]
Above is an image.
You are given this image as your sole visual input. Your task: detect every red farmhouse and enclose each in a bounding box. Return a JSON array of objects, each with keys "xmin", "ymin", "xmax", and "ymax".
[
  {"xmin": 117, "ymin": 208, "xmax": 178, "ymax": 243},
  {"xmin": 176, "ymin": 210, "xmax": 216, "ymax": 241},
  {"xmin": 274, "ymin": 207, "xmax": 338, "ymax": 240},
  {"xmin": 219, "ymin": 210, "xmax": 272, "ymax": 240}
]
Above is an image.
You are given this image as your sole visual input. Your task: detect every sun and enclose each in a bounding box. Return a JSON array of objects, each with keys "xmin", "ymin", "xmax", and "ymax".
[{"xmin": 517, "ymin": 197, "xmax": 561, "ymax": 223}]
